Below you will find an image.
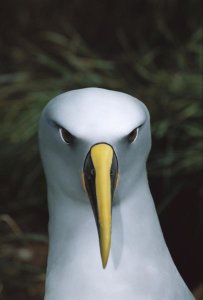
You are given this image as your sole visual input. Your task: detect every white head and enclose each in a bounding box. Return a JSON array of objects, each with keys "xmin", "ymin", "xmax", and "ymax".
[{"xmin": 39, "ymin": 87, "xmax": 151, "ymax": 268}]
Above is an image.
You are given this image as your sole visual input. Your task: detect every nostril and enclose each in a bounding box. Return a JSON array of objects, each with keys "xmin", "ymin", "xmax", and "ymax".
[{"xmin": 90, "ymin": 169, "xmax": 95, "ymax": 176}]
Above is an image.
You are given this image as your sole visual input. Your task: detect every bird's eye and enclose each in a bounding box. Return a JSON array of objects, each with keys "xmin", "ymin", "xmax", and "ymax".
[
  {"xmin": 128, "ymin": 128, "xmax": 138, "ymax": 143},
  {"xmin": 59, "ymin": 127, "xmax": 74, "ymax": 144}
]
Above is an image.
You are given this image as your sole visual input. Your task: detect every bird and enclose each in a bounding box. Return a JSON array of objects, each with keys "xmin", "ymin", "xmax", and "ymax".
[{"xmin": 39, "ymin": 87, "xmax": 195, "ymax": 300}]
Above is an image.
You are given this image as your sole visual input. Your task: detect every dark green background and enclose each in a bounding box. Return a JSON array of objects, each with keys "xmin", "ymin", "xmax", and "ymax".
[{"xmin": 0, "ymin": 1, "xmax": 202, "ymax": 299}]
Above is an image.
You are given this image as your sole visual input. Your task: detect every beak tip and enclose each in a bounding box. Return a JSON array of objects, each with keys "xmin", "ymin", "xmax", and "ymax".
[
  {"xmin": 100, "ymin": 242, "xmax": 110, "ymax": 269},
  {"xmin": 101, "ymin": 256, "xmax": 108, "ymax": 269}
]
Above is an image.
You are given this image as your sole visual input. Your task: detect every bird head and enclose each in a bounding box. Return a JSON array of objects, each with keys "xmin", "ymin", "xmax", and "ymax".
[{"xmin": 39, "ymin": 87, "xmax": 151, "ymax": 268}]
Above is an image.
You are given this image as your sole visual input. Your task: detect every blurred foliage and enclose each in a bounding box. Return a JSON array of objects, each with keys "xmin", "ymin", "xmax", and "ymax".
[{"xmin": 0, "ymin": 0, "xmax": 202, "ymax": 299}]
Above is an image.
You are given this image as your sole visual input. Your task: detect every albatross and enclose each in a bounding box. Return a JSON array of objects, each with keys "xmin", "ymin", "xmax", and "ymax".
[{"xmin": 39, "ymin": 87, "xmax": 195, "ymax": 300}]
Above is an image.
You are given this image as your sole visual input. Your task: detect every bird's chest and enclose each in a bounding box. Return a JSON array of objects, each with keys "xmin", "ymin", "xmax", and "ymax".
[{"xmin": 45, "ymin": 259, "xmax": 174, "ymax": 300}]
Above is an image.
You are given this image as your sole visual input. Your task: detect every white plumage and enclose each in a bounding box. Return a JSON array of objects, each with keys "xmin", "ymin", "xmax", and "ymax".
[{"xmin": 39, "ymin": 87, "xmax": 195, "ymax": 300}]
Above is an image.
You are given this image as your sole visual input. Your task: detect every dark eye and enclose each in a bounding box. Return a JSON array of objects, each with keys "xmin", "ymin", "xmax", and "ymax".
[
  {"xmin": 128, "ymin": 128, "xmax": 138, "ymax": 143},
  {"xmin": 59, "ymin": 127, "xmax": 74, "ymax": 144}
]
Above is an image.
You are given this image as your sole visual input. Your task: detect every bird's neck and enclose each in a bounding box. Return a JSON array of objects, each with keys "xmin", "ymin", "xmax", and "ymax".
[{"xmin": 44, "ymin": 172, "xmax": 191, "ymax": 300}]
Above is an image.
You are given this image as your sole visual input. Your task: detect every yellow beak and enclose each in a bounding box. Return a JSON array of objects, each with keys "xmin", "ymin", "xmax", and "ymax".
[{"xmin": 83, "ymin": 143, "xmax": 119, "ymax": 268}]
